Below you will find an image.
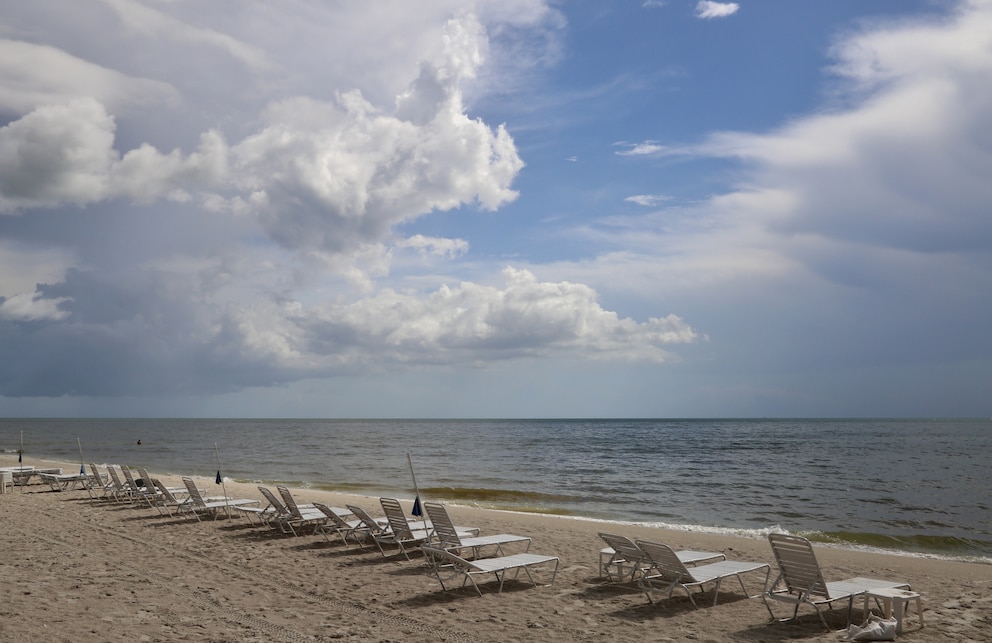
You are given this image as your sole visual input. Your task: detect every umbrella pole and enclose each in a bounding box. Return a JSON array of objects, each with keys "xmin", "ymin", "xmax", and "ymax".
[
  {"xmin": 407, "ymin": 453, "xmax": 423, "ymax": 517},
  {"xmin": 215, "ymin": 443, "xmax": 231, "ymax": 517}
]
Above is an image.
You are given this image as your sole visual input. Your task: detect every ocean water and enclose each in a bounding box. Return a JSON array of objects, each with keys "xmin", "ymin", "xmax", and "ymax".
[{"xmin": 3, "ymin": 418, "xmax": 990, "ymax": 561}]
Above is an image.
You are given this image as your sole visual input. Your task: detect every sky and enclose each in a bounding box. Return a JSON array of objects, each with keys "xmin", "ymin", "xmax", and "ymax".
[{"xmin": 0, "ymin": 0, "xmax": 990, "ymax": 418}]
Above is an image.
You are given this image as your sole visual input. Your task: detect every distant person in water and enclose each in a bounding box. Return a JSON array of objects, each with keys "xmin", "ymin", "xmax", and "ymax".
[{"xmin": 137, "ymin": 440, "xmax": 142, "ymax": 445}]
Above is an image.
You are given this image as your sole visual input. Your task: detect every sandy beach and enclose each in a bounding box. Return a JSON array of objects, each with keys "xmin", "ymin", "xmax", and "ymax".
[{"xmin": 2, "ymin": 456, "xmax": 990, "ymax": 642}]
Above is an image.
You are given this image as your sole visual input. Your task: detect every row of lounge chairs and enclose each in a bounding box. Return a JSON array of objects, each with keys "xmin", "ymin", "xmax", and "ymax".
[
  {"xmin": 74, "ymin": 463, "xmax": 912, "ymax": 627},
  {"xmin": 598, "ymin": 531, "xmax": 913, "ymax": 630},
  {"xmin": 79, "ymin": 463, "xmax": 559, "ymax": 595}
]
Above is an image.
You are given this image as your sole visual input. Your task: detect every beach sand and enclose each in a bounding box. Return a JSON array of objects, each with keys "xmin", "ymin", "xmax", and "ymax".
[{"xmin": 2, "ymin": 456, "xmax": 990, "ymax": 642}]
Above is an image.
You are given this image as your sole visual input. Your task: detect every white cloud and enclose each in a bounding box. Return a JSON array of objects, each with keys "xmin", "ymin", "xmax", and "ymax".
[
  {"xmin": 615, "ymin": 140, "xmax": 667, "ymax": 156},
  {"xmin": 695, "ymin": 1, "xmax": 739, "ymax": 20},
  {"xmin": 0, "ymin": 15, "xmax": 523, "ymax": 255},
  {"xmin": 625, "ymin": 194, "xmax": 672, "ymax": 207},
  {"xmin": 98, "ymin": 0, "xmax": 274, "ymax": 72},
  {"xmin": 0, "ymin": 39, "xmax": 179, "ymax": 115},
  {"xmin": 0, "ymin": 264, "xmax": 699, "ymax": 396},
  {"xmin": 395, "ymin": 234, "xmax": 470, "ymax": 258},
  {"xmin": 288, "ymin": 267, "xmax": 699, "ymax": 369},
  {"xmin": 0, "ymin": 98, "xmax": 118, "ymax": 211},
  {"xmin": 0, "ymin": 290, "xmax": 70, "ymax": 321},
  {"xmin": 0, "ymin": 98, "xmax": 230, "ymax": 212},
  {"xmin": 0, "ymin": 241, "xmax": 74, "ymax": 297},
  {"xmin": 686, "ymin": 1, "xmax": 992, "ymax": 257}
]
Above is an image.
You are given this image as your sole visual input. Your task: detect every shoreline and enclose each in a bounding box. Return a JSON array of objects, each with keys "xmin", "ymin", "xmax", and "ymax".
[
  {"xmin": 3, "ymin": 454, "xmax": 992, "ymax": 640},
  {"xmin": 12, "ymin": 453, "xmax": 992, "ymax": 565}
]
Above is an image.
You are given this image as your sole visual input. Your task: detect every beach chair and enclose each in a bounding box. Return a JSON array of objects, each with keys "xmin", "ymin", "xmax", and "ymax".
[
  {"xmin": 375, "ymin": 497, "xmax": 436, "ymax": 559},
  {"xmin": 424, "ymin": 501, "xmax": 531, "ymax": 559},
  {"xmin": 598, "ymin": 532, "xmax": 726, "ymax": 583},
  {"xmin": 39, "ymin": 470, "xmax": 89, "ymax": 491},
  {"xmin": 763, "ymin": 533, "xmax": 911, "ymax": 630},
  {"xmin": 256, "ymin": 486, "xmax": 300, "ymax": 534},
  {"xmin": 181, "ymin": 477, "xmax": 259, "ymax": 521},
  {"xmin": 421, "ymin": 544, "xmax": 560, "ymax": 595},
  {"xmin": 120, "ymin": 465, "xmax": 158, "ymax": 507},
  {"xmin": 231, "ymin": 491, "xmax": 279, "ymax": 526},
  {"xmin": 313, "ymin": 503, "xmax": 375, "ymax": 546},
  {"xmin": 345, "ymin": 503, "xmax": 393, "ymax": 548},
  {"xmin": 276, "ymin": 486, "xmax": 328, "ymax": 536},
  {"xmin": 106, "ymin": 465, "xmax": 134, "ymax": 503},
  {"xmin": 152, "ymin": 479, "xmax": 194, "ymax": 517},
  {"xmin": 85, "ymin": 463, "xmax": 113, "ymax": 500},
  {"xmin": 636, "ymin": 539, "xmax": 771, "ymax": 608},
  {"xmin": 138, "ymin": 468, "xmax": 175, "ymax": 510}
]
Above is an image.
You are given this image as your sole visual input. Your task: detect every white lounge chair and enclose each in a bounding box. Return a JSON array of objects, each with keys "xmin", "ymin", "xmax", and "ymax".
[
  {"xmin": 598, "ymin": 532, "xmax": 725, "ymax": 583},
  {"xmin": 85, "ymin": 463, "xmax": 113, "ymax": 500},
  {"xmin": 181, "ymin": 477, "xmax": 259, "ymax": 521},
  {"xmin": 375, "ymin": 497, "xmax": 436, "ymax": 559},
  {"xmin": 106, "ymin": 465, "xmax": 135, "ymax": 503},
  {"xmin": 256, "ymin": 486, "xmax": 296, "ymax": 534},
  {"xmin": 313, "ymin": 503, "xmax": 375, "ymax": 546},
  {"xmin": 39, "ymin": 471, "xmax": 89, "ymax": 492},
  {"xmin": 118, "ymin": 465, "xmax": 160, "ymax": 507},
  {"xmin": 636, "ymin": 539, "xmax": 771, "ymax": 608},
  {"xmin": 152, "ymin": 479, "xmax": 194, "ymax": 517},
  {"xmin": 424, "ymin": 501, "xmax": 532, "ymax": 558},
  {"xmin": 763, "ymin": 533, "xmax": 911, "ymax": 630},
  {"xmin": 345, "ymin": 503, "xmax": 393, "ymax": 548},
  {"xmin": 276, "ymin": 486, "xmax": 328, "ymax": 536},
  {"xmin": 230, "ymin": 487, "xmax": 279, "ymax": 526},
  {"xmin": 421, "ymin": 544, "xmax": 559, "ymax": 595}
]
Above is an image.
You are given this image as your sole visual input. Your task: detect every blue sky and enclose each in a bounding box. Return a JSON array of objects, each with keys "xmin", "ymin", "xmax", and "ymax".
[{"xmin": 1, "ymin": 0, "xmax": 989, "ymax": 418}]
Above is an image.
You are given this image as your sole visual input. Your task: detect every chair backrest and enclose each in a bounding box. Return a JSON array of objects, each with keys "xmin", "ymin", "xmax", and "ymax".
[
  {"xmin": 767, "ymin": 533, "xmax": 830, "ymax": 599},
  {"xmin": 88, "ymin": 463, "xmax": 105, "ymax": 486},
  {"xmin": 314, "ymin": 503, "xmax": 351, "ymax": 529},
  {"xmin": 258, "ymin": 486, "xmax": 289, "ymax": 514},
  {"xmin": 182, "ymin": 477, "xmax": 206, "ymax": 506},
  {"xmin": 121, "ymin": 465, "xmax": 140, "ymax": 489},
  {"xmin": 277, "ymin": 486, "xmax": 304, "ymax": 519},
  {"xmin": 154, "ymin": 479, "xmax": 181, "ymax": 505},
  {"xmin": 138, "ymin": 468, "xmax": 154, "ymax": 487},
  {"xmin": 424, "ymin": 502, "xmax": 462, "ymax": 547},
  {"xmin": 107, "ymin": 465, "xmax": 126, "ymax": 492},
  {"xmin": 346, "ymin": 504, "xmax": 388, "ymax": 535},
  {"xmin": 599, "ymin": 533, "xmax": 646, "ymax": 566},
  {"xmin": 380, "ymin": 497, "xmax": 416, "ymax": 540},
  {"xmin": 636, "ymin": 540, "xmax": 695, "ymax": 582}
]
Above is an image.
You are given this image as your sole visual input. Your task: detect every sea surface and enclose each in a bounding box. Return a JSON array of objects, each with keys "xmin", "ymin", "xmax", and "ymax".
[{"xmin": 3, "ymin": 418, "xmax": 990, "ymax": 562}]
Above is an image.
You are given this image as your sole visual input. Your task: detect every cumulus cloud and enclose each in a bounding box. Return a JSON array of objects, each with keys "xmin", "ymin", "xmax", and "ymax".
[
  {"xmin": 0, "ymin": 98, "xmax": 118, "ymax": 211},
  {"xmin": 0, "ymin": 2, "xmax": 700, "ymax": 402},
  {"xmin": 0, "ymin": 98, "xmax": 228, "ymax": 212},
  {"xmin": 0, "ymin": 266, "xmax": 698, "ymax": 396},
  {"xmin": 295, "ymin": 267, "xmax": 699, "ymax": 366},
  {"xmin": 695, "ymin": 1, "xmax": 739, "ymax": 19},
  {"xmin": 0, "ymin": 15, "xmax": 523, "ymax": 255}
]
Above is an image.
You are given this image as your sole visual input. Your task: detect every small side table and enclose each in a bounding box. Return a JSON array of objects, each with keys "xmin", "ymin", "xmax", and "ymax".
[{"xmin": 864, "ymin": 587, "xmax": 924, "ymax": 634}]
